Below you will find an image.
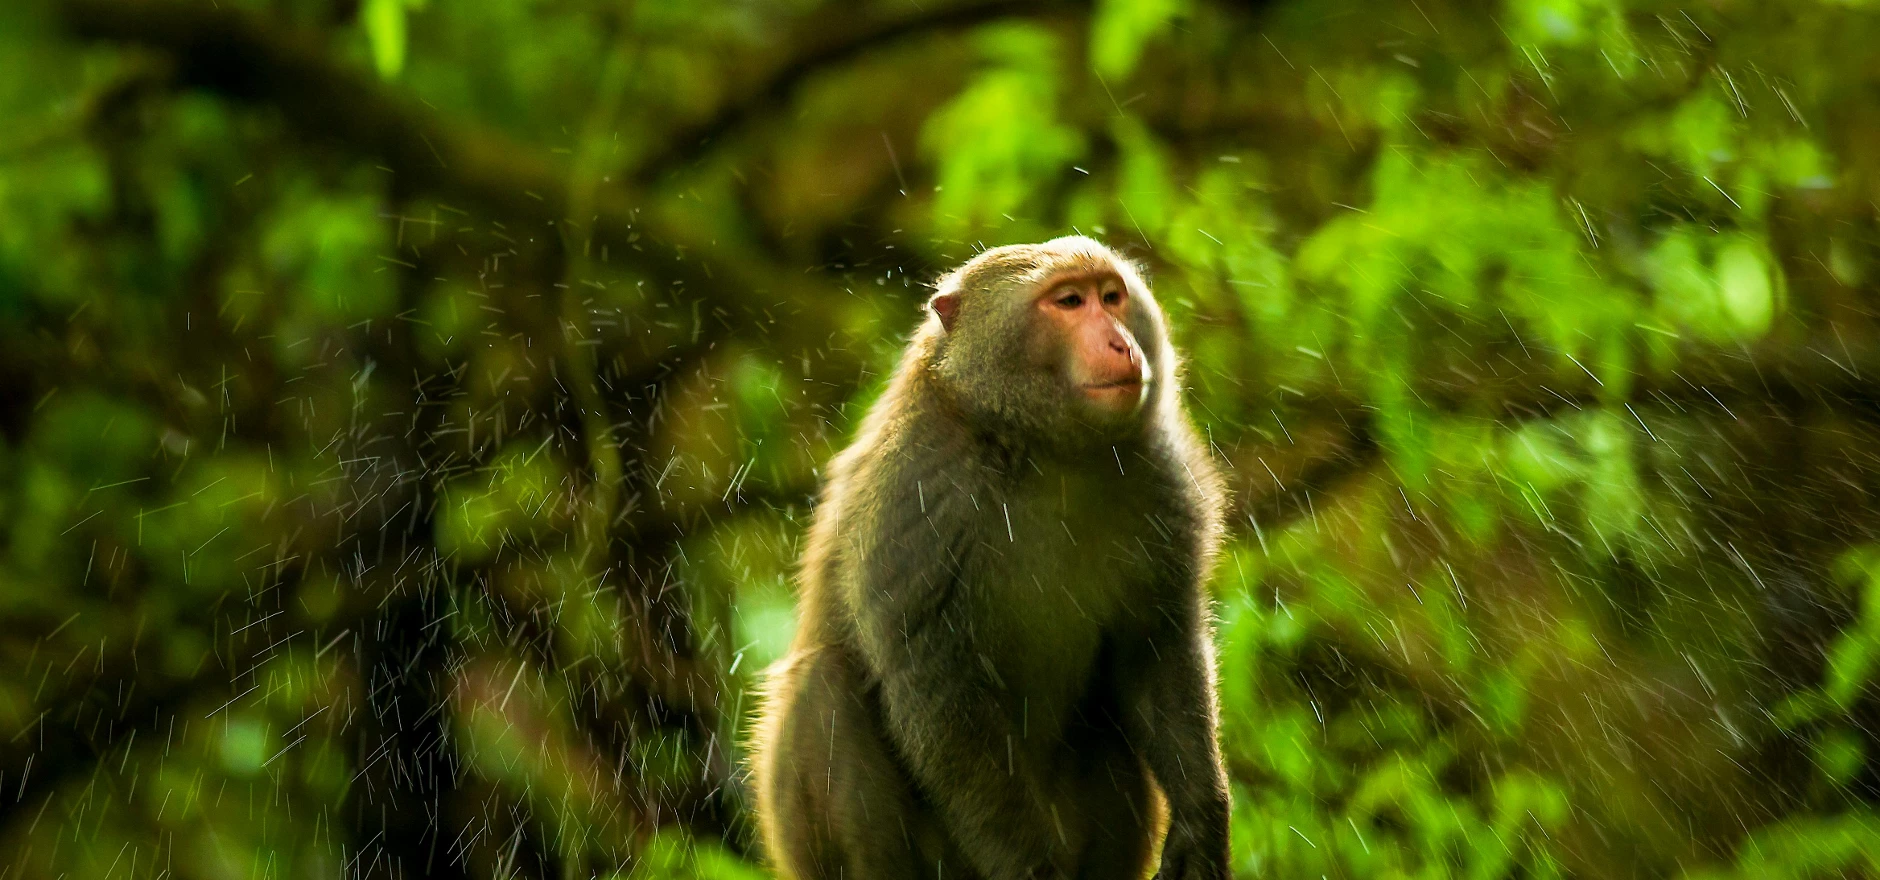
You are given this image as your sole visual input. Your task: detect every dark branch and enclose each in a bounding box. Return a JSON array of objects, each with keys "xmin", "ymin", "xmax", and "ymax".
[
  {"xmin": 55, "ymin": 0, "xmax": 852, "ymax": 339},
  {"xmin": 630, "ymin": 0, "xmax": 1067, "ymax": 184}
]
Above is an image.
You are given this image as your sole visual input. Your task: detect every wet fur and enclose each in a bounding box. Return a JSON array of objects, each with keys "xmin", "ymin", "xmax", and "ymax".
[{"xmin": 751, "ymin": 237, "xmax": 1230, "ymax": 880}]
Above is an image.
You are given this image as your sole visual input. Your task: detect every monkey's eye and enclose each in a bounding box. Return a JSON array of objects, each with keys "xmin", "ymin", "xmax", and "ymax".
[
  {"xmin": 1055, "ymin": 292, "xmax": 1084, "ymax": 309},
  {"xmin": 1101, "ymin": 289, "xmax": 1123, "ymax": 306}
]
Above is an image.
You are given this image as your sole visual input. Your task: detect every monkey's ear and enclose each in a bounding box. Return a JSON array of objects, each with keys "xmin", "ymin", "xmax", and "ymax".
[{"xmin": 929, "ymin": 292, "xmax": 962, "ymax": 332}]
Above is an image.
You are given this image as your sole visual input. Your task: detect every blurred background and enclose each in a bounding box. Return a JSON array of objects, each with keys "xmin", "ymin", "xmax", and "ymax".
[{"xmin": 2, "ymin": 0, "xmax": 1879, "ymax": 876}]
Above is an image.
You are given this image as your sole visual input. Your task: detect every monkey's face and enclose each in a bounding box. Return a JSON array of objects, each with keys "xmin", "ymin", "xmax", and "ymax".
[
  {"xmin": 1029, "ymin": 270, "xmax": 1152, "ymax": 426},
  {"xmin": 927, "ymin": 238, "xmax": 1167, "ymax": 446}
]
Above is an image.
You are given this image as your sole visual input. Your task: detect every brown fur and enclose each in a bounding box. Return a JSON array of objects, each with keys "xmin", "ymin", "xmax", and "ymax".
[{"xmin": 751, "ymin": 237, "xmax": 1230, "ymax": 880}]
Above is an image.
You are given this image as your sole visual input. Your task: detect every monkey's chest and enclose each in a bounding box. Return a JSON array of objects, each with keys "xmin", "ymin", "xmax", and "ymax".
[{"xmin": 973, "ymin": 488, "xmax": 1157, "ymax": 720}]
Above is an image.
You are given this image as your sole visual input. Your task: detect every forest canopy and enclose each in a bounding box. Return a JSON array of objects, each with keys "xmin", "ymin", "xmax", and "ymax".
[{"xmin": 4, "ymin": 0, "xmax": 1880, "ymax": 877}]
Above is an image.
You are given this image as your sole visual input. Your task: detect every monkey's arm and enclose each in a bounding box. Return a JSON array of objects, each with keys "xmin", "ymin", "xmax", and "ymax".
[
  {"xmin": 1119, "ymin": 594, "xmax": 1232, "ymax": 880},
  {"xmin": 850, "ymin": 546, "xmax": 1070, "ymax": 880}
]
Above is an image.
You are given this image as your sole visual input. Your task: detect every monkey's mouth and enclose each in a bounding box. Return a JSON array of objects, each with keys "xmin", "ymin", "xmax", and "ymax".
[{"xmin": 1080, "ymin": 379, "xmax": 1144, "ymax": 401}]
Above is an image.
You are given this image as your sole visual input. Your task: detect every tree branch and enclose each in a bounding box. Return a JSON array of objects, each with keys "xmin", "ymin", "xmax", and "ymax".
[
  {"xmin": 629, "ymin": 0, "xmax": 1069, "ymax": 184},
  {"xmin": 55, "ymin": 0, "xmax": 852, "ymax": 348}
]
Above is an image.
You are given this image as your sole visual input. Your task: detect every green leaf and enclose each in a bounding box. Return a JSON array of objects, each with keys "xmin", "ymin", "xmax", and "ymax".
[
  {"xmin": 1089, "ymin": 0, "xmax": 1187, "ymax": 80},
  {"xmin": 1111, "ymin": 116, "xmax": 1173, "ymax": 236},
  {"xmin": 1826, "ymin": 629, "xmax": 1877, "ymax": 708},
  {"xmin": 1815, "ymin": 730, "xmax": 1866, "ymax": 787},
  {"xmin": 920, "ymin": 24, "xmax": 1085, "ymax": 236},
  {"xmin": 363, "ymin": 0, "xmax": 408, "ymax": 79},
  {"xmin": 260, "ymin": 188, "xmax": 395, "ymax": 323},
  {"xmin": 221, "ymin": 715, "xmax": 272, "ymax": 776},
  {"xmin": 1716, "ymin": 238, "xmax": 1775, "ymax": 339}
]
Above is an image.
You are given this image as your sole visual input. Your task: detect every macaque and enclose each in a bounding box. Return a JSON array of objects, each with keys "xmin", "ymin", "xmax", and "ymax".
[{"xmin": 751, "ymin": 236, "xmax": 1229, "ymax": 880}]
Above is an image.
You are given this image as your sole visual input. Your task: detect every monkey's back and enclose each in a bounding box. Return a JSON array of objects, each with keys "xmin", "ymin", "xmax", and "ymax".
[{"xmin": 748, "ymin": 344, "xmax": 952, "ymax": 876}]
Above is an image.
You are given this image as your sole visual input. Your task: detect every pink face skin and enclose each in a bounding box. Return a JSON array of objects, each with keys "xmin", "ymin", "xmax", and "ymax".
[{"xmin": 1034, "ymin": 271, "xmax": 1148, "ymax": 416}]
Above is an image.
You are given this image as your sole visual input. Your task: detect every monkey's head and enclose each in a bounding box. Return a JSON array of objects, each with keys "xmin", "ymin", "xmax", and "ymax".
[{"xmin": 922, "ymin": 236, "xmax": 1172, "ymax": 447}]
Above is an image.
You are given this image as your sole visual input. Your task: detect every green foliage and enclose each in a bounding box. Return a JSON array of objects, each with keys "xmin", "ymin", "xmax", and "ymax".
[
  {"xmin": 623, "ymin": 828, "xmax": 771, "ymax": 880},
  {"xmin": 8, "ymin": 0, "xmax": 1880, "ymax": 877},
  {"xmin": 261, "ymin": 186, "xmax": 398, "ymax": 323},
  {"xmin": 437, "ymin": 441, "xmax": 569, "ymax": 562},
  {"xmin": 1681, "ymin": 813, "xmax": 1880, "ymax": 880},
  {"xmin": 923, "ymin": 24, "xmax": 1086, "ymax": 238},
  {"xmin": 1090, "ymin": 0, "xmax": 1190, "ymax": 80},
  {"xmin": 362, "ymin": 0, "xmax": 428, "ymax": 78}
]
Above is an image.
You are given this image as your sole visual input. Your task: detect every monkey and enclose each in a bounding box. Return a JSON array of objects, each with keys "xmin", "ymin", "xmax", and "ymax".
[{"xmin": 750, "ymin": 236, "xmax": 1230, "ymax": 880}]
